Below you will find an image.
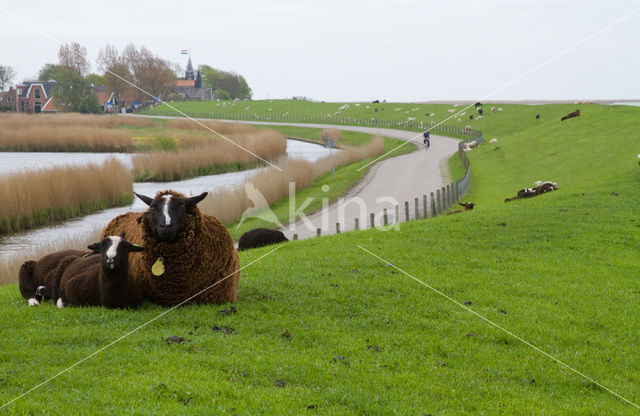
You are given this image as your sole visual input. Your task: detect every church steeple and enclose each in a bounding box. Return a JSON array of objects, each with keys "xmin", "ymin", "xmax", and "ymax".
[
  {"xmin": 185, "ymin": 55, "xmax": 194, "ymax": 80},
  {"xmin": 194, "ymin": 70, "xmax": 202, "ymax": 88}
]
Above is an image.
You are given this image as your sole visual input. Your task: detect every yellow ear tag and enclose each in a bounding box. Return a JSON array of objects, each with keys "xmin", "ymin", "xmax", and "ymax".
[{"xmin": 152, "ymin": 257, "xmax": 165, "ymax": 276}]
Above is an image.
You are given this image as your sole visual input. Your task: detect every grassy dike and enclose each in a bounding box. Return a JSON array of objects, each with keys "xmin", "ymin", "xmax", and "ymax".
[{"xmin": 1, "ymin": 104, "xmax": 639, "ymax": 413}]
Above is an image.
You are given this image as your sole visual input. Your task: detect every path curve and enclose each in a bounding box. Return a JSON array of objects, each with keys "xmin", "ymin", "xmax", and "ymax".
[{"xmin": 124, "ymin": 115, "xmax": 460, "ymax": 238}]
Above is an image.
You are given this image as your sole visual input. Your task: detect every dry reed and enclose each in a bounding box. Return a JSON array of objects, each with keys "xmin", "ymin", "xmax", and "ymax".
[
  {"xmin": 200, "ymin": 136, "xmax": 385, "ymax": 224},
  {"xmin": 168, "ymin": 119, "xmax": 255, "ymax": 135},
  {"xmin": 320, "ymin": 128, "xmax": 342, "ymax": 143},
  {"xmin": 0, "ymin": 113, "xmax": 155, "ymax": 152},
  {"xmin": 132, "ymin": 129, "xmax": 287, "ymax": 181},
  {"xmin": 0, "ymin": 158, "xmax": 133, "ymax": 233}
]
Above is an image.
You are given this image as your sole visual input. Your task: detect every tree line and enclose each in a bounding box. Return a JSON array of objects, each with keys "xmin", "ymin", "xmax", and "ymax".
[{"xmin": 0, "ymin": 42, "xmax": 252, "ymax": 113}]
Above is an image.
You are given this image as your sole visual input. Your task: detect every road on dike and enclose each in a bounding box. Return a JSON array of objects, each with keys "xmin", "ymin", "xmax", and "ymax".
[{"xmin": 125, "ymin": 115, "xmax": 461, "ymax": 239}]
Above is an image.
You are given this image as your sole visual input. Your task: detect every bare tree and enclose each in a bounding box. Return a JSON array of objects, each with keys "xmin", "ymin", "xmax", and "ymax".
[
  {"xmin": 58, "ymin": 42, "xmax": 90, "ymax": 75},
  {"xmin": 0, "ymin": 65, "xmax": 16, "ymax": 92},
  {"xmin": 98, "ymin": 44, "xmax": 133, "ymax": 103},
  {"xmin": 122, "ymin": 44, "xmax": 176, "ymax": 100}
]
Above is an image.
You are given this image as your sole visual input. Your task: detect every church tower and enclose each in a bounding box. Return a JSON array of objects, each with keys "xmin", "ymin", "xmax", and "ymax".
[
  {"xmin": 194, "ymin": 70, "xmax": 202, "ymax": 88},
  {"xmin": 185, "ymin": 56, "xmax": 195, "ymax": 80}
]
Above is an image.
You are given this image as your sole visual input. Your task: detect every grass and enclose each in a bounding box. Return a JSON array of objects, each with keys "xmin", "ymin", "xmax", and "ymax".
[
  {"xmin": 1, "ymin": 103, "xmax": 639, "ymax": 413},
  {"xmin": 0, "ymin": 159, "xmax": 133, "ymax": 235}
]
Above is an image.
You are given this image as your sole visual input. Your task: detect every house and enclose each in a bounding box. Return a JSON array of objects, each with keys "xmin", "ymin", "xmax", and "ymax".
[
  {"xmin": 15, "ymin": 81, "xmax": 58, "ymax": 113},
  {"xmin": 0, "ymin": 87, "xmax": 16, "ymax": 112},
  {"xmin": 91, "ymin": 84, "xmax": 110, "ymax": 112}
]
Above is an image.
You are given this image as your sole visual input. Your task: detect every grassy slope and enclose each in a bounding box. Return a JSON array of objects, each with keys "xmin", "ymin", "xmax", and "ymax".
[{"xmin": 1, "ymin": 104, "xmax": 639, "ymax": 414}]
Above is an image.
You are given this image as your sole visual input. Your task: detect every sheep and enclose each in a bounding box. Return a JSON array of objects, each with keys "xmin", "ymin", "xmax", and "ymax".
[
  {"xmin": 467, "ymin": 140, "xmax": 478, "ymax": 148},
  {"xmin": 238, "ymin": 228, "xmax": 289, "ymax": 251},
  {"xmin": 469, "ymin": 115, "xmax": 474, "ymax": 120},
  {"xmin": 489, "ymin": 138, "xmax": 498, "ymax": 144},
  {"xmin": 637, "ymin": 154, "xmax": 640, "ymax": 165},
  {"xmin": 505, "ymin": 187, "xmax": 538, "ymax": 202},
  {"xmin": 446, "ymin": 202, "xmax": 476, "ymax": 215},
  {"xmin": 505, "ymin": 182, "xmax": 558, "ymax": 202},
  {"xmin": 101, "ymin": 190, "xmax": 240, "ymax": 306},
  {"xmin": 476, "ymin": 108, "xmax": 483, "ymax": 115},
  {"xmin": 448, "ymin": 109, "xmax": 455, "ymax": 114},
  {"xmin": 535, "ymin": 114, "xmax": 540, "ymax": 119},
  {"xmin": 534, "ymin": 181, "xmax": 558, "ymax": 193},
  {"xmin": 464, "ymin": 125, "xmax": 472, "ymax": 133},
  {"xmin": 491, "ymin": 107, "xmax": 496, "ymax": 112},
  {"xmin": 497, "ymin": 108, "xmax": 503, "ymax": 111},
  {"xmin": 19, "ymin": 249, "xmax": 87, "ymax": 306},
  {"xmin": 474, "ymin": 102, "xmax": 483, "ymax": 107},
  {"xmin": 561, "ymin": 109, "xmax": 580, "ymax": 121},
  {"xmin": 51, "ymin": 232, "xmax": 144, "ymax": 309}
]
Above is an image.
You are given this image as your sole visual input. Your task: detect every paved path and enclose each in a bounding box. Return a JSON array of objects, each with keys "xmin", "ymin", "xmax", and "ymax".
[{"xmin": 124, "ymin": 115, "xmax": 460, "ymax": 238}]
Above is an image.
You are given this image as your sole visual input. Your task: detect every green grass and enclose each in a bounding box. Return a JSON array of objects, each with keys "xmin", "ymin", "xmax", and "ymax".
[{"xmin": 2, "ymin": 103, "xmax": 639, "ymax": 413}]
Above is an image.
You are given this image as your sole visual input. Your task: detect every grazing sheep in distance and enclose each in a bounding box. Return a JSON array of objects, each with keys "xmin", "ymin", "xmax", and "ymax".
[
  {"xmin": 469, "ymin": 115, "xmax": 474, "ymax": 120},
  {"xmin": 467, "ymin": 140, "xmax": 478, "ymax": 148},
  {"xmin": 238, "ymin": 228, "xmax": 289, "ymax": 251},
  {"xmin": 19, "ymin": 249, "xmax": 87, "ymax": 306},
  {"xmin": 534, "ymin": 181, "xmax": 558, "ymax": 193},
  {"xmin": 561, "ymin": 109, "xmax": 580, "ymax": 121},
  {"xmin": 464, "ymin": 125, "xmax": 472, "ymax": 133},
  {"xmin": 491, "ymin": 107, "xmax": 496, "ymax": 112},
  {"xmin": 536, "ymin": 114, "xmax": 540, "ymax": 119},
  {"xmin": 101, "ymin": 190, "xmax": 240, "ymax": 306},
  {"xmin": 476, "ymin": 108, "xmax": 483, "ymax": 115},
  {"xmin": 52, "ymin": 232, "xmax": 144, "ymax": 309},
  {"xmin": 497, "ymin": 108, "xmax": 503, "ymax": 111},
  {"xmin": 447, "ymin": 202, "xmax": 476, "ymax": 215},
  {"xmin": 505, "ymin": 187, "xmax": 538, "ymax": 202},
  {"xmin": 474, "ymin": 102, "xmax": 482, "ymax": 107},
  {"xmin": 489, "ymin": 138, "xmax": 498, "ymax": 144},
  {"xmin": 448, "ymin": 109, "xmax": 455, "ymax": 114}
]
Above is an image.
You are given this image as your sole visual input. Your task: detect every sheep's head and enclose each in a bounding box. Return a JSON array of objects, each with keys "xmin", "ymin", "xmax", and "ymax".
[
  {"xmin": 135, "ymin": 190, "xmax": 208, "ymax": 242},
  {"xmin": 458, "ymin": 202, "xmax": 476, "ymax": 210},
  {"xmin": 88, "ymin": 231, "xmax": 144, "ymax": 272}
]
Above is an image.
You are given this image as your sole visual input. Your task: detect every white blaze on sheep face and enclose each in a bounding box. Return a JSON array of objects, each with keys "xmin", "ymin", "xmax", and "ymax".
[
  {"xmin": 162, "ymin": 195, "xmax": 173, "ymax": 226},
  {"xmin": 106, "ymin": 236, "xmax": 122, "ymax": 261}
]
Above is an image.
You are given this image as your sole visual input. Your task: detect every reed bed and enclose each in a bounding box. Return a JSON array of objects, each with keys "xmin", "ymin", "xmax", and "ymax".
[
  {"xmin": 201, "ymin": 136, "xmax": 385, "ymax": 224},
  {"xmin": 132, "ymin": 129, "xmax": 288, "ymax": 181},
  {"xmin": 0, "ymin": 158, "xmax": 133, "ymax": 234},
  {"xmin": 0, "ymin": 226, "xmax": 103, "ymax": 285},
  {"xmin": 0, "ymin": 113, "xmax": 156, "ymax": 152},
  {"xmin": 0, "ymin": 113, "xmax": 153, "ymax": 129}
]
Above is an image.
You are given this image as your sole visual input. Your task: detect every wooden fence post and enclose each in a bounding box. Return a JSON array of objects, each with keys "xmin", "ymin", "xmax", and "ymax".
[
  {"xmin": 383, "ymin": 209, "xmax": 388, "ymax": 226},
  {"xmin": 430, "ymin": 192, "xmax": 436, "ymax": 217},
  {"xmin": 395, "ymin": 205, "xmax": 400, "ymax": 223},
  {"xmin": 423, "ymin": 194, "xmax": 428, "ymax": 218},
  {"xmin": 414, "ymin": 198, "xmax": 419, "ymax": 220},
  {"xmin": 293, "ymin": 234, "xmax": 298, "ymax": 240},
  {"xmin": 354, "ymin": 218, "xmax": 359, "ymax": 231},
  {"xmin": 336, "ymin": 223, "xmax": 341, "ymax": 234},
  {"xmin": 316, "ymin": 228, "xmax": 321, "ymax": 237},
  {"xmin": 370, "ymin": 213, "xmax": 375, "ymax": 228},
  {"xmin": 404, "ymin": 201, "xmax": 410, "ymax": 222},
  {"xmin": 436, "ymin": 189, "xmax": 441, "ymax": 214}
]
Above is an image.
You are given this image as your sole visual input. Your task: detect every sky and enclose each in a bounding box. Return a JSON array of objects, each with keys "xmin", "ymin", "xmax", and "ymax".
[{"xmin": 1, "ymin": 0, "xmax": 639, "ymax": 102}]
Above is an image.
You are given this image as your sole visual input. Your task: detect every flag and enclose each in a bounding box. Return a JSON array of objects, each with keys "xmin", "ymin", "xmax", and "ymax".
[{"xmin": 180, "ymin": 49, "xmax": 188, "ymax": 55}]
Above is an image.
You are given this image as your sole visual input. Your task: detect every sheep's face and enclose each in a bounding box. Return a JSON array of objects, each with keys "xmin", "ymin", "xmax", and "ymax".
[
  {"xmin": 88, "ymin": 233, "xmax": 144, "ymax": 272},
  {"xmin": 135, "ymin": 192, "xmax": 208, "ymax": 242}
]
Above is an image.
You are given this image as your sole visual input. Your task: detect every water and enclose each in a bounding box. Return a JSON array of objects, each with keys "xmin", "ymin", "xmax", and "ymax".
[
  {"xmin": 0, "ymin": 140, "xmax": 332, "ymax": 256},
  {"xmin": 0, "ymin": 152, "xmax": 133, "ymax": 175}
]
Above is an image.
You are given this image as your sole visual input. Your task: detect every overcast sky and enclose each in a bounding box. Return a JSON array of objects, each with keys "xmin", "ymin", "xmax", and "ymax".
[{"xmin": 1, "ymin": 0, "xmax": 639, "ymax": 102}]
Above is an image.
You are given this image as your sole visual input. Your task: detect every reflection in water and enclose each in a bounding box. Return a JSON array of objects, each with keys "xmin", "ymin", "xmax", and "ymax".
[{"xmin": 0, "ymin": 140, "xmax": 331, "ymax": 256}]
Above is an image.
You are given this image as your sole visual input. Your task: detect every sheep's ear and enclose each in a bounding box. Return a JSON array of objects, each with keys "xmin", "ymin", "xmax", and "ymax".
[
  {"xmin": 87, "ymin": 242, "xmax": 101, "ymax": 252},
  {"xmin": 120, "ymin": 230, "xmax": 126, "ymax": 238},
  {"xmin": 127, "ymin": 243, "xmax": 144, "ymax": 253},
  {"xmin": 185, "ymin": 192, "xmax": 208, "ymax": 209},
  {"xmin": 134, "ymin": 192, "xmax": 154, "ymax": 206}
]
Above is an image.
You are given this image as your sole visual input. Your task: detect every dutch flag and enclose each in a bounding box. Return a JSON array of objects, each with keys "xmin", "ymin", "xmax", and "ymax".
[{"xmin": 180, "ymin": 49, "xmax": 188, "ymax": 55}]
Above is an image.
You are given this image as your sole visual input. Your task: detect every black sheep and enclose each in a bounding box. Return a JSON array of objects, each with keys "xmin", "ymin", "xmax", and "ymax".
[{"xmin": 238, "ymin": 228, "xmax": 289, "ymax": 251}]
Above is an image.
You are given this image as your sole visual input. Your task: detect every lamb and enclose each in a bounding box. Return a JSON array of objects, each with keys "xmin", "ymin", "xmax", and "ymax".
[
  {"xmin": 466, "ymin": 140, "xmax": 478, "ymax": 148},
  {"xmin": 464, "ymin": 125, "xmax": 472, "ymax": 133},
  {"xmin": 238, "ymin": 228, "xmax": 289, "ymax": 251},
  {"xmin": 101, "ymin": 190, "xmax": 240, "ymax": 306},
  {"xmin": 505, "ymin": 181, "xmax": 558, "ymax": 202},
  {"xmin": 51, "ymin": 232, "xmax": 144, "ymax": 309},
  {"xmin": 561, "ymin": 109, "xmax": 580, "ymax": 121},
  {"xmin": 491, "ymin": 107, "xmax": 496, "ymax": 112},
  {"xmin": 489, "ymin": 138, "xmax": 498, "ymax": 144},
  {"xmin": 476, "ymin": 108, "xmax": 483, "ymax": 115},
  {"xmin": 446, "ymin": 202, "xmax": 476, "ymax": 215},
  {"xmin": 534, "ymin": 181, "xmax": 558, "ymax": 193},
  {"xmin": 19, "ymin": 249, "xmax": 87, "ymax": 306}
]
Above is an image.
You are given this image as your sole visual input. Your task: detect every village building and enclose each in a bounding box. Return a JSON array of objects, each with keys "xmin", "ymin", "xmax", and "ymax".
[
  {"xmin": 174, "ymin": 56, "xmax": 208, "ymax": 100},
  {"xmin": 15, "ymin": 81, "xmax": 58, "ymax": 113}
]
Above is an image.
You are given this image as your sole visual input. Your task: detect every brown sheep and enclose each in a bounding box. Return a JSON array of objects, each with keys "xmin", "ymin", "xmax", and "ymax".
[
  {"xmin": 19, "ymin": 249, "xmax": 87, "ymax": 306},
  {"xmin": 446, "ymin": 202, "xmax": 476, "ymax": 215},
  {"xmin": 52, "ymin": 233, "xmax": 144, "ymax": 309},
  {"xmin": 561, "ymin": 109, "xmax": 580, "ymax": 121},
  {"xmin": 101, "ymin": 190, "xmax": 240, "ymax": 306}
]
